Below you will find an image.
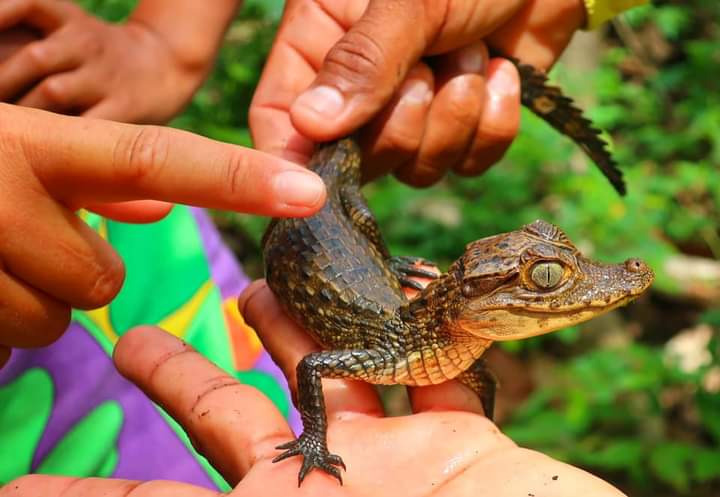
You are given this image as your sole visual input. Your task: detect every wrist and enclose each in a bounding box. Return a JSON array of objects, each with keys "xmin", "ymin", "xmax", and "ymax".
[{"xmin": 122, "ymin": 19, "xmax": 211, "ymax": 82}]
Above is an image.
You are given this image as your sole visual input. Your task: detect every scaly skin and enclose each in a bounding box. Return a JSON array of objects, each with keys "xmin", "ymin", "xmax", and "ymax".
[{"xmin": 262, "ymin": 62, "xmax": 651, "ymax": 486}]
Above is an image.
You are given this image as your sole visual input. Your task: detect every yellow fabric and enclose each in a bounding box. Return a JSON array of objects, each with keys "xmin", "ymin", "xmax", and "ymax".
[{"xmin": 583, "ymin": 0, "xmax": 649, "ymax": 29}]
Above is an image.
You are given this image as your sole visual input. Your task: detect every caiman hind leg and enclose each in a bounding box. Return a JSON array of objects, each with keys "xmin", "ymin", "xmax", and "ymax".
[
  {"xmin": 456, "ymin": 359, "xmax": 498, "ymax": 420},
  {"xmin": 275, "ymin": 348, "xmax": 394, "ymax": 485}
]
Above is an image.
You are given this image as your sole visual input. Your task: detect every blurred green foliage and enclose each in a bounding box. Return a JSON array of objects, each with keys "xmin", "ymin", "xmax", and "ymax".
[{"xmin": 84, "ymin": 1, "xmax": 719, "ymax": 495}]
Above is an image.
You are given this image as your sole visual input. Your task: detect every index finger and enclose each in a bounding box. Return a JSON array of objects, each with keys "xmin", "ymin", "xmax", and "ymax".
[
  {"xmin": 113, "ymin": 326, "xmax": 294, "ymax": 486},
  {"xmin": 11, "ymin": 104, "xmax": 326, "ymax": 217}
]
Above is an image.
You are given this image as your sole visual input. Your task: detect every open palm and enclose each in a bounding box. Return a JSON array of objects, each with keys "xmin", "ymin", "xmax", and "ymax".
[{"xmin": 3, "ymin": 280, "xmax": 623, "ymax": 497}]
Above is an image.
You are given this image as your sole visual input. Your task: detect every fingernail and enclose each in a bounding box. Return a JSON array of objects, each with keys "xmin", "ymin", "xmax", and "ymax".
[
  {"xmin": 487, "ymin": 61, "xmax": 518, "ymax": 97},
  {"xmin": 273, "ymin": 170, "xmax": 326, "ymax": 208},
  {"xmin": 400, "ymin": 79, "xmax": 432, "ymax": 105},
  {"xmin": 458, "ymin": 44, "xmax": 486, "ymax": 74},
  {"xmin": 294, "ymin": 85, "xmax": 345, "ymax": 120}
]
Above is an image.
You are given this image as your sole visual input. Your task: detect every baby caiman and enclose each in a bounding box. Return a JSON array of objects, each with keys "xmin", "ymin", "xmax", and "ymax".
[{"xmin": 262, "ymin": 62, "xmax": 652, "ymax": 485}]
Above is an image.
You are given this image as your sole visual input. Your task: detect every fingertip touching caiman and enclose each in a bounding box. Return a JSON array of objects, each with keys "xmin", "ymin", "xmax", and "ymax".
[{"xmin": 262, "ymin": 59, "xmax": 649, "ymax": 485}]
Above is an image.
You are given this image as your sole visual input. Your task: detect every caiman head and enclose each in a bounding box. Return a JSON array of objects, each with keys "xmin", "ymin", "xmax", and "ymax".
[{"xmin": 446, "ymin": 220, "xmax": 654, "ymax": 341}]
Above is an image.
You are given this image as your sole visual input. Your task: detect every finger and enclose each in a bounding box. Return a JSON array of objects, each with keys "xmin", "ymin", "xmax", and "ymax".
[
  {"xmin": 395, "ymin": 42, "xmax": 488, "ymax": 187},
  {"xmin": 1, "ymin": 190, "xmax": 125, "ymax": 310},
  {"xmin": 113, "ymin": 326, "xmax": 292, "ymax": 485},
  {"xmin": 487, "ymin": 0, "xmax": 586, "ymax": 71},
  {"xmin": 455, "ymin": 58, "xmax": 520, "ymax": 176},
  {"xmin": 360, "ymin": 63, "xmax": 434, "ymax": 182},
  {"xmin": 82, "ymin": 96, "xmax": 138, "ymax": 122},
  {"xmin": 83, "ymin": 200, "xmax": 174, "ymax": 223},
  {"xmin": 9, "ymin": 104, "xmax": 327, "ymax": 217},
  {"xmin": 16, "ymin": 68, "xmax": 103, "ymax": 113},
  {"xmin": 0, "ymin": 0, "xmax": 69, "ymax": 33},
  {"xmin": 408, "ymin": 381, "xmax": 485, "ymax": 415},
  {"xmin": 0, "ymin": 267, "xmax": 70, "ymax": 347},
  {"xmin": 290, "ymin": 0, "xmax": 525, "ymax": 141},
  {"xmin": 0, "ymin": 475, "xmax": 218, "ymax": 497},
  {"xmin": 0, "ymin": 346, "xmax": 11, "ymax": 368},
  {"xmin": 0, "ymin": 27, "xmax": 87, "ymax": 101},
  {"xmin": 0, "ymin": 26, "xmax": 41, "ymax": 61},
  {"xmin": 248, "ymin": 0, "xmax": 351, "ymax": 163},
  {"xmin": 238, "ymin": 280, "xmax": 384, "ymax": 416}
]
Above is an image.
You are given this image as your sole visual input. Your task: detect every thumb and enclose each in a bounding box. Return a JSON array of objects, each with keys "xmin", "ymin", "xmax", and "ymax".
[
  {"xmin": 289, "ymin": 0, "xmax": 525, "ymax": 142},
  {"xmin": 290, "ymin": 0, "xmax": 427, "ymax": 141}
]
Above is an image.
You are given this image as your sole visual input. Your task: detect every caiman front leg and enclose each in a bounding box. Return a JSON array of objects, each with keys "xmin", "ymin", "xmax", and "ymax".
[
  {"xmin": 387, "ymin": 256, "xmax": 440, "ymax": 291},
  {"xmin": 275, "ymin": 348, "xmax": 394, "ymax": 485},
  {"xmin": 456, "ymin": 359, "xmax": 498, "ymax": 420}
]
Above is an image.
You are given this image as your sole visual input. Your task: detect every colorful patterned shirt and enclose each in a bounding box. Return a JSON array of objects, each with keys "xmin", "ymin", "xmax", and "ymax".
[{"xmin": 0, "ymin": 207, "xmax": 298, "ymax": 490}]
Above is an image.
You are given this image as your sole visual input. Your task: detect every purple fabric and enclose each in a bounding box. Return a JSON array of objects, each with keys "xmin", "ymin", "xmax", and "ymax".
[
  {"xmin": 0, "ymin": 208, "xmax": 299, "ymax": 487},
  {"xmin": 191, "ymin": 208, "xmax": 301, "ymax": 433},
  {"xmin": 0, "ymin": 323, "xmax": 215, "ymax": 488},
  {"xmin": 191, "ymin": 208, "xmax": 250, "ymax": 298}
]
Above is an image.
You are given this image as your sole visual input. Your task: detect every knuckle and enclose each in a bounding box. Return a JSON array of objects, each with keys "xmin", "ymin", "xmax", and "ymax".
[
  {"xmin": 221, "ymin": 150, "xmax": 252, "ymax": 198},
  {"xmin": 81, "ymin": 256, "xmax": 125, "ymax": 309},
  {"xmin": 477, "ymin": 123, "xmax": 519, "ymax": 146},
  {"xmin": 33, "ymin": 304, "xmax": 71, "ymax": 347},
  {"xmin": 443, "ymin": 79, "xmax": 483, "ymax": 129},
  {"xmin": 24, "ymin": 42, "xmax": 52, "ymax": 71},
  {"xmin": 395, "ymin": 162, "xmax": 443, "ymax": 188},
  {"xmin": 1, "ymin": 295, "xmax": 71, "ymax": 348},
  {"xmin": 189, "ymin": 376, "xmax": 243, "ymax": 418},
  {"xmin": 113, "ymin": 126, "xmax": 169, "ymax": 185},
  {"xmin": 247, "ymin": 104, "xmax": 263, "ymax": 134},
  {"xmin": 380, "ymin": 126, "xmax": 422, "ymax": 155},
  {"xmin": 37, "ymin": 78, "xmax": 67, "ymax": 105},
  {"xmin": 322, "ymin": 28, "xmax": 388, "ymax": 93}
]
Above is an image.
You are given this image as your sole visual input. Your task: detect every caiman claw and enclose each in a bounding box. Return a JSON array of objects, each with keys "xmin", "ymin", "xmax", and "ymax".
[
  {"xmin": 273, "ymin": 435, "xmax": 346, "ymax": 486},
  {"xmin": 389, "ymin": 256, "xmax": 439, "ymax": 291}
]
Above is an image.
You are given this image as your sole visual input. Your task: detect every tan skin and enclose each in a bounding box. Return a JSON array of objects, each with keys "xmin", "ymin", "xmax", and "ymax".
[
  {"xmin": 0, "ymin": 0, "xmax": 589, "ymax": 359},
  {"xmin": 250, "ymin": 0, "xmax": 587, "ymax": 185},
  {"xmin": 0, "ymin": 104, "xmax": 326, "ymax": 367},
  {"xmin": 0, "ymin": 1, "xmax": 623, "ymax": 494},
  {"xmin": 0, "ymin": 0, "xmax": 238, "ymax": 122},
  {"xmin": 0, "ymin": 285, "xmax": 626, "ymax": 496}
]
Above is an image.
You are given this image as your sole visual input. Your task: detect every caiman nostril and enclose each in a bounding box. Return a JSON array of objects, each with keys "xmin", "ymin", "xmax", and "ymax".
[{"xmin": 625, "ymin": 258, "xmax": 647, "ymax": 273}]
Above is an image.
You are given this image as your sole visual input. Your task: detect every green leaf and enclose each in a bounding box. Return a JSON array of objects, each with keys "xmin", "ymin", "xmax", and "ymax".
[
  {"xmin": 648, "ymin": 443, "xmax": 693, "ymax": 492},
  {"xmin": 693, "ymin": 449, "xmax": 720, "ymax": 483},
  {"xmin": 696, "ymin": 391, "xmax": 720, "ymax": 444},
  {"xmin": 572, "ymin": 438, "xmax": 644, "ymax": 470}
]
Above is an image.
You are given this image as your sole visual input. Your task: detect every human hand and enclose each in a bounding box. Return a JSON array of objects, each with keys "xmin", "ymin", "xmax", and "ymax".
[
  {"xmin": 0, "ymin": 103, "xmax": 325, "ymax": 368},
  {"xmin": 0, "ymin": 0, "xmax": 217, "ymax": 123},
  {"xmin": 250, "ymin": 0, "xmax": 586, "ymax": 186},
  {"xmin": 1, "ymin": 319, "xmax": 624, "ymax": 496}
]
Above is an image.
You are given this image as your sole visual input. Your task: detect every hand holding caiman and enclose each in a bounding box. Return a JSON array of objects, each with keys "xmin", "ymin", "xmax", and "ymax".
[{"xmin": 262, "ymin": 61, "xmax": 653, "ymax": 485}]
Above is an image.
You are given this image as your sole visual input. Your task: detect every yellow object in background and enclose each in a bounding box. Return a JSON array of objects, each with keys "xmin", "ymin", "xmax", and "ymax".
[{"xmin": 584, "ymin": 0, "xmax": 650, "ymax": 29}]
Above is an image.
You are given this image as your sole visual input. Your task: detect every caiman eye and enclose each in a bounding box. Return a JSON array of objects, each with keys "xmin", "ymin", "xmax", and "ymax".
[{"xmin": 530, "ymin": 261, "xmax": 564, "ymax": 289}]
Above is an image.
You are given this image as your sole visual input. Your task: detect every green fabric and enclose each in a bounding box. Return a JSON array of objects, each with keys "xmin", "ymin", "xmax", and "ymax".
[
  {"xmin": 182, "ymin": 285, "xmax": 235, "ymax": 373},
  {"xmin": 235, "ymin": 370, "xmax": 290, "ymax": 418},
  {"xmin": 0, "ymin": 369, "xmax": 53, "ymax": 481},
  {"xmin": 108, "ymin": 207, "xmax": 210, "ymax": 333},
  {"xmin": 36, "ymin": 401, "xmax": 122, "ymax": 477}
]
